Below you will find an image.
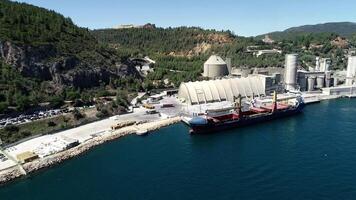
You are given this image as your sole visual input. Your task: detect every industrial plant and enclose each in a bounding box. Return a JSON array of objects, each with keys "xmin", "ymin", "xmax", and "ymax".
[{"xmin": 178, "ymin": 52, "xmax": 356, "ymax": 109}]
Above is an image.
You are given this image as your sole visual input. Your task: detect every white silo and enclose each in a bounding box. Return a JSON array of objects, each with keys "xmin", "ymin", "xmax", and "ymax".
[
  {"xmin": 320, "ymin": 58, "xmax": 331, "ymax": 72},
  {"xmin": 203, "ymin": 55, "xmax": 229, "ymax": 78},
  {"xmin": 315, "ymin": 57, "xmax": 320, "ymax": 71},
  {"xmin": 307, "ymin": 76, "xmax": 316, "ymax": 91},
  {"xmin": 324, "ymin": 58, "xmax": 331, "ymax": 72},
  {"xmin": 325, "ymin": 71, "xmax": 332, "ymax": 87},
  {"xmin": 284, "ymin": 54, "xmax": 298, "ymax": 91},
  {"xmin": 316, "ymin": 76, "xmax": 325, "ymax": 89},
  {"xmin": 346, "ymin": 56, "xmax": 356, "ymax": 85}
]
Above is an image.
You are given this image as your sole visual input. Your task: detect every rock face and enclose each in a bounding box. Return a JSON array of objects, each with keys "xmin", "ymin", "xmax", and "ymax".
[{"xmin": 0, "ymin": 40, "xmax": 141, "ymax": 89}]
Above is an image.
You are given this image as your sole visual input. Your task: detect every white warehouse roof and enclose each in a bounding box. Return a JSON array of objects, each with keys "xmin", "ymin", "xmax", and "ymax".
[{"xmin": 178, "ymin": 76, "xmax": 267, "ymax": 105}]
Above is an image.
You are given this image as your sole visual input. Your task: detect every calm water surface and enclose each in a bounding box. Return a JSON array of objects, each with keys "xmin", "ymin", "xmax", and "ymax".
[{"xmin": 1, "ymin": 99, "xmax": 356, "ymax": 200}]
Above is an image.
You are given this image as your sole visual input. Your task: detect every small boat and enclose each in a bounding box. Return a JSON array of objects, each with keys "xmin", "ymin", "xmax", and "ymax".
[
  {"xmin": 136, "ymin": 129, "xmax": 148, "ymax": 136},
  {"xmin": 186, "ymin": 92, "xmax": 305, "ymax": 134}
]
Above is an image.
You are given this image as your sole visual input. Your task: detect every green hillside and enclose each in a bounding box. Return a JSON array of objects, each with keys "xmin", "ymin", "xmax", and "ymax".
[
  {"xmin": 258, "ymin": 22, "xmax": 356, "ymax": 41},
  {"xmin": 0, "ymin": 0, "xmax": 139, "ymax": 114}
]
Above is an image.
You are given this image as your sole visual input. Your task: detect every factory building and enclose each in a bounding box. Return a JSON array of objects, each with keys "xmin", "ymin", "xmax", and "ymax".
[
  {"xmin": 315, "ymin": 57, "xmax": 331, "ymax": 72},
  {"xmin": 203, "ymin": 55, "xmax": 229, "ymax": 78},
  {"xmin": 284, "ymin": 54, "xmax": 334, "ymax": 92},
  {"xmin": 178, "ymin": 75, "xmax": 278, "ymax": 105},
  {"xmin": 322, "ymin": 85, "xmax": 356, "ymax": 96}
]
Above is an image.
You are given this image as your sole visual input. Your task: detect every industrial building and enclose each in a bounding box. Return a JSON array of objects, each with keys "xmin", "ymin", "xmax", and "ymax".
[
  {"xmin": 284, "ymin": 54, "xmax": 335, "ymax": 92},
  {"xmin": 281, "ymin": 54, "xmax": 356, "ymax": 96},
  {"xmin": 178, "ymin": 75, "xmax": 279, "ymax": 105},
  {"xmin": 322, "ymin": 85, "xmax": 356, "ymax": 96},
  {"xmin": 203, "ymin": 55, "xmax": 230, "ymax": 78},
  {"xmin": 320, "ymin": 55, "xmax": 356, "ymax": 96},
  {"xmin": 16, "ymin": 151, "xmax": 39, "ymax": 164}
]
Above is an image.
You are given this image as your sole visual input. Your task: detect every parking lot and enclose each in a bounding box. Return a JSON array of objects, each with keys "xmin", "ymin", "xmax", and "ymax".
[{"xmin": 0, "ymin": 109, "xmax": 69, "ymax": 128}]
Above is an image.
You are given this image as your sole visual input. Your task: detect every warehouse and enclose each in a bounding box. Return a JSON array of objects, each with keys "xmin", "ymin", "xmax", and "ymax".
[
  {"xmin": 178, "ymin": 76, "xmax": 271, "ymax": 105},
  {"xmin": 16, "ymin": 151, "xmax": 39, "ymax": 164}
]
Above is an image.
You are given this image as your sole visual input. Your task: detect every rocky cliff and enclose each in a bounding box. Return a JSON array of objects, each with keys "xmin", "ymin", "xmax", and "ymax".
[{"xmin": 0, "ymin": 40, "xmax": 141, "ymax": 90}]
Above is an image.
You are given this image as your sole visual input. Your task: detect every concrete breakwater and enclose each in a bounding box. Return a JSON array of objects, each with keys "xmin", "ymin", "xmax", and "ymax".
[
  {"xmin": 0, "ymin": 117, "xmax": 182, "ymax": 185},
  {"xmin": 0, "ymin": 168, "xmax": 23, "ymax": 184}
]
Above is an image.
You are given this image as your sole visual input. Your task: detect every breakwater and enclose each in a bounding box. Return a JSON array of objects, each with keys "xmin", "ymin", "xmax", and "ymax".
[{"xmin": 0, "ymin": 117, "xmax": 181, "ymax": 185}]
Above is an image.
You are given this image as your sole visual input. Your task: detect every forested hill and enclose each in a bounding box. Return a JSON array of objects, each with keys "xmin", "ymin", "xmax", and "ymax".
[
  {"xmin": 258, "ymin": 22, "xmax": 356, "ymax": 41},
  {"xmin": 92, "ymin": 26, "xmax": 288, "ymax": 86},
  {"xmin": 92, "ymin": 27, "xmax": 236, "ymax": 56},
  {"xmin": 0, "ymin": 0, "xmax": 140, "ymax": 113}
]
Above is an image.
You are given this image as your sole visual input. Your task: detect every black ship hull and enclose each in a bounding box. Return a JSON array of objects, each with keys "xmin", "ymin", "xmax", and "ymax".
[{"xmin": 188, "ymin": 103, "xmax": 305, "ymax": 134}]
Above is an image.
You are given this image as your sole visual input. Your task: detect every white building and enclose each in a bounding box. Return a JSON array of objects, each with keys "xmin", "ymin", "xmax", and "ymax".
[
  {"xmin": 178, "ymin": 75, "xmax": 275, "ymax": 105},
  {"xmin": 322, "ymin": 85, "xmax": 356, "ymax": 96}
]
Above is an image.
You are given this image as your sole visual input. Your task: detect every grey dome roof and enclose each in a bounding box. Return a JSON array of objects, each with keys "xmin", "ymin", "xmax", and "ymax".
[{"xmin": 204, "ymin": 55, "xmax": 226, "ymax": 65}]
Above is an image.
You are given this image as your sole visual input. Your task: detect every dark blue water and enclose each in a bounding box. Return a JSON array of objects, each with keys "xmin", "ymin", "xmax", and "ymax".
[{"xmin": 1, "ymin": 99, "xmax": 356, "ymax": 200}]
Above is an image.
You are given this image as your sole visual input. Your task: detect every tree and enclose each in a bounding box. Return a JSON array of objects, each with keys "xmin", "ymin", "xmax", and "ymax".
[
  {"xmin": 49, "ymin": 95, "xmax": 64, "ymax": 108},
  {"xmin": 72, "ymin": 108, "xmax": 85, "ymax": 120}
]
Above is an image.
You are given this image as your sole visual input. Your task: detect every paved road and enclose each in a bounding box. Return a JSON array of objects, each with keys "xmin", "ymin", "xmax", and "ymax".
[{"xmin": 0, "ymin": 148, "xmax": 26, "ymax": 175}]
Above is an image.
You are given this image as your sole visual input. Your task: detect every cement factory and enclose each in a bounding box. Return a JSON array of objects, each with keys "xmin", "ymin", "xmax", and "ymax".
[
  {"xmin": 2, "ymin": 52, "xmax": 356, "ymax": 180},
  {"xmin": 178, "ymin": 53, "xmax": 356, "ymax": 108}
]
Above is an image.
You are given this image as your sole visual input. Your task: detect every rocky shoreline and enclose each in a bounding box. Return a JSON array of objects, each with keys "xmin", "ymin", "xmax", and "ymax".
[{"xmin": 0, "ymin": 117, "xmax": 182, "ymax": 185}]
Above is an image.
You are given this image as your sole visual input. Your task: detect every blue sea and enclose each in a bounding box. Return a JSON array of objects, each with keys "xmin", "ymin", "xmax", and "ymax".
[{"xmin": 1, "ymin": 99, "xmax": 356, "ymax": 200}]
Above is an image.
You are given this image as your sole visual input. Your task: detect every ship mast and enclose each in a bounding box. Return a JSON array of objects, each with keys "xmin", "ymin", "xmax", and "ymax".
[{"xmin": 272, "ymin": 91, "xmax": 277, "ymax": 113}]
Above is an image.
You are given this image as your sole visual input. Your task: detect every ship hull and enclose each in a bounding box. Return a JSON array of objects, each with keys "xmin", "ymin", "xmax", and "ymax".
[{"xmin": 188, "ymin": 104, "xmax": 305, "ymax": 134}]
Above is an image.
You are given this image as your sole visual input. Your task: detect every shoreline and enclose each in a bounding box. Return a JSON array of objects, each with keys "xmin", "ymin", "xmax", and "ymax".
[
  {"xmin": 0, "ymin": 116, "xmax": 182, "ymax": 185},
  {"xmin": 0, "ymin": 94, "xmax": 349, "ymax": 186}
]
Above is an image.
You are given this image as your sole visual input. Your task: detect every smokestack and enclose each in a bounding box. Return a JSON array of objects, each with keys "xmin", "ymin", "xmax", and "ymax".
[{"xmin": 226, "ymin": 57, "xmax": 232, "ymax": 75}]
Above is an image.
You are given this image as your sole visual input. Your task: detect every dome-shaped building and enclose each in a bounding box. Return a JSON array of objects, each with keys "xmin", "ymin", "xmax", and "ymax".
[{"xmin": 203, "ymin": 55, "xmax": 229, "ymax": 78}]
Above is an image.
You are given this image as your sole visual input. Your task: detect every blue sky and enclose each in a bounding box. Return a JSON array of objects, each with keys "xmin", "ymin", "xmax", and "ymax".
[{"xmin": 15, "ymin": 0, "xmax": 356, "ymax": 36}]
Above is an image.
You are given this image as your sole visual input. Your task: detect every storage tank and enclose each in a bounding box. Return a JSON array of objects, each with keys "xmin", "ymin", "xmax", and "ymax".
[
  {"xmin": 203, "ymin": 55, "xmax": 229, "ymax": 78},
  {"xmin": 297, "ymin": 71, "xmax": 307, "ymax": 91},
  {"xmin": 316, "ymin": 76, "xmax": 325, "ymax": 89},
  {"xmin": 284, "ymin": 54, "xmax": 298, "ymax": 91},
  {"xmin": 346, "ymin": 56, "xmax": 356, "ymax": 85},
  {"xmin": 307, "ymin": 76, "xmax": 315, "ymax": 91}
]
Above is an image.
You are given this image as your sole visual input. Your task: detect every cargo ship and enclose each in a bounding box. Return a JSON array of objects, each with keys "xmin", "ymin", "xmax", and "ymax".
[{"xmin": 186, "ymin": 92, "xmax": 305, "ymax": 134}]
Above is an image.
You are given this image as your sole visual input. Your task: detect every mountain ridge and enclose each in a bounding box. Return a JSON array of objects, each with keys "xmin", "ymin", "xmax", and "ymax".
[{"xmin": 257, "ymin": 22, "xmax": 356, "ymax": 40}]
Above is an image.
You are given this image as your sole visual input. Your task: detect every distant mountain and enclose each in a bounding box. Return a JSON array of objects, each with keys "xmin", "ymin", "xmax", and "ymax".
[{"xmin": 258, "ymin": 22, "xmax": 356, "ymax": 40}]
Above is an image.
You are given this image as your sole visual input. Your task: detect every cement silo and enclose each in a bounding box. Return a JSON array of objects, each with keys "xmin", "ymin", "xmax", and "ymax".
[
  {"xmin": 325, "ymin": 71, "xmax": 332, "ymax": 87},
  {"xmin": 297, "ymin": 71, "xmax": 307, "ymax": 91},
  {"xmin": 321, "ymin": 58, "xmax": 331, "ymax": 72},
  {"xmin": 334, "ymin": 77, "xmax": 339, "ymax": 87},
  {"xmin": 316, "ymin": 76, "xmax": 325, "ymax": 89},
  {"xmin": 346, "ymin": 56, "xmax": 356, "ymax": 85},
  {"xmin": 307, "ymin": 76, "xmax": 315, "ymax": 91},
  {"xmin": 203, "ymin": 55, "xmax": 229, "ymax": 78},
  {"xmin": 284, "ymin": 54, "xmax": 298, "ymax": 91},
  {"xmin": 315, "ymin": 57, "xmax": 320, "ymax": 71}
]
